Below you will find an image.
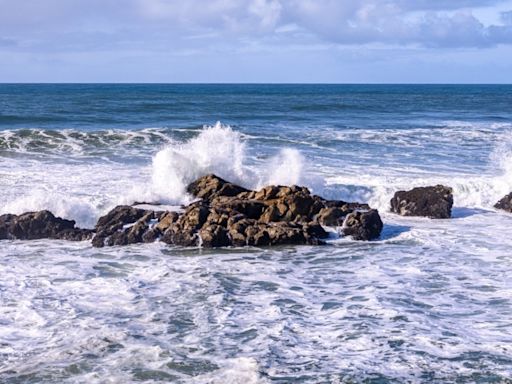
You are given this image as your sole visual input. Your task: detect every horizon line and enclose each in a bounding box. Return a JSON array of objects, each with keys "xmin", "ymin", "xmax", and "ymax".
[{"xmin": 1, "ymin": 82, "xmax": 512, "ymax": 85}]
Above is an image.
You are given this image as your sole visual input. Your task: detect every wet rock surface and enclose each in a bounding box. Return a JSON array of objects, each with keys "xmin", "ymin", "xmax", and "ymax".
[
  {"xmin": 92, "ymin": 206, "xmax": 163, "ymax": 247},
  {"xmin": 494, "ymin": 192, "xmax": 512, "ymax": 213},
  {"xmin": 146, "ymin": 174, "xmax": 381, "ymax": 247},
  {"xmin": 0, "ymin": 210, "xmax": 93, "ymax": 241},
  {"xmin": 1, "ymin": 174, "xmax": 384, "ymax": 247},
  {"xmin": 186, "ymin": 174, "xmax": 249, "ymax": 201},
  {"xmin": 390, "ymin": 185, "xmax": 453, "ymax": 219},
  {"xmin": 342, "ymin": 209, "xmax": 383, "ymax": 241}
]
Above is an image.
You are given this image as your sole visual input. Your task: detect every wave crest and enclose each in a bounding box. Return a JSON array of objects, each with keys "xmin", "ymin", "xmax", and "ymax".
[{"xmin": 147, "ymin": 122, "xmax": 310, "ymax": 204}]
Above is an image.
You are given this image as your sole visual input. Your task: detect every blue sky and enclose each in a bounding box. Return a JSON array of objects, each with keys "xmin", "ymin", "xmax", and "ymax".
[{"xmin": 1, "ymin": 0, "xmax": 512, "ymax": 83}]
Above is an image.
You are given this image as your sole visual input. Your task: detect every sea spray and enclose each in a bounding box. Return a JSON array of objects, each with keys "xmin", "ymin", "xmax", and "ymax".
[
  {"xmin": 490, "ymin": 132, "xmax": 512, "ymax": 191},
  {"xmin": 2, "ymin": 123, "xmax": 511, "ymax": 228},
  {"xmin": 147, "ymin": 122, "xmax": 320, "ymax": 204},
  {"xmin": 0, "ymin": 191, "xmax": 99, "ymax": 228},
  {"xmin": 150, "ymin": 122, "xmax": 248, "ymax": 203},
  {"xmin": 259, "ymin": 147, "xmax": 304, "ymax": 188},
  {"xmin": 325, "ymin": 131, "xmax": 512, "ymax": 212},
  {"xmin": 0, "ymin": 124, "xmax": 313, "ymax": 226}
]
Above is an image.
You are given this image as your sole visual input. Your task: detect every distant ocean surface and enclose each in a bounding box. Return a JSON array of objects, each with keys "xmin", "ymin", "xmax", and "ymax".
[{"xmin": 1, "ymin": 84, "xmax": 511, "ymax": 383}]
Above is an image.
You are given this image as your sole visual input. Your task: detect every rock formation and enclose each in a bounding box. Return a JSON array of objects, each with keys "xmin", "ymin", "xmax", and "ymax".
[
  {"xmin": 0, "ymin": 174, "xmax": 384, "ymax": 247},
  {"xmin": 92, "ymin": 174, "xmax": 383, "ymax": 247},
  {"xmin": 0, "ymin": 210, "xmax": 93, "ymax": 241},
  {"xmin": 390, "ymin": 185, "xmax": 453, "ymax": 219},
  {"xmin": 494, "ymin": 192, "xmax": 512, "ymax": 213}
]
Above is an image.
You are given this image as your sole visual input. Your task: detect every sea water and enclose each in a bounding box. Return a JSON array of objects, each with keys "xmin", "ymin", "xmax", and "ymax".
[{"xmin": 0, "ymin": 84, "xmax": 511, "ymax": 383}]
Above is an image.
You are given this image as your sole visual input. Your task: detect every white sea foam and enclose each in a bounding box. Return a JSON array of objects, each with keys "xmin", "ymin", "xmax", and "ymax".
[
  {"xmin": 146, "ymin": 122, "xmax": 314, "ymax": 204},
  {"xmin": 1, "ymin": 215, "xmax": 511, "ymax": 382},
  {"xmin": 149, "ymin": 122, "xmax": 248, "ymax": 204},
  {"xmin": 324, "ymin": 129, "xmax": 512, "ymax": 211},
  {"xmin": 193, "ymin": 357, "xmax": 266, "ymax": 384},
  {"xmin": 0, "ymin": 127, "xmax": 174, "ymax": 160},
  {"xmin": 2, "ymin": 123, "xmax": 511, "ymax": 228},
  {"xmin": 1, "ymin": 191, "xmax": 99, "ymax": 227}
]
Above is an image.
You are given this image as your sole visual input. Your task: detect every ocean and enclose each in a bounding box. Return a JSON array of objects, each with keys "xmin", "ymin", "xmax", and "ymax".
[{"xmin": 0, "ymin": 84, "xmax": 511, "ymax": 383}]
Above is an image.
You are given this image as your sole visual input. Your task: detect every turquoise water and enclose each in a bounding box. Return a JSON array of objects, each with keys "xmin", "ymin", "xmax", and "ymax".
[{"xmin": 0, "ymin": 85, "xmax": 511, "ymax": 383}]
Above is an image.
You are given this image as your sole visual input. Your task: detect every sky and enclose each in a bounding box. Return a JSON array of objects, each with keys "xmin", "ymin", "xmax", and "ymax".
[{"xmin": 0, "ymin": 0, "xmax": 512, "ymax": 83}]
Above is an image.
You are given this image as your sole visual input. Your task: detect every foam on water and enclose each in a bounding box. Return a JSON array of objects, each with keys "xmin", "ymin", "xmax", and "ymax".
[
  {"xmin": 141, "ymin": 122, "xmax": 310, "ymax": 205},
  {"xmin": 0, "ymin": 211, "xmax": 511, "ymax": 382},
  {"xmin": 0, "ymin": 128, "xmax": 175, "ymax": 159},
  {"xmin": 149, "ymin": 122, "xmax": 248, "ymax": 204},
  {"xmin": 324, "ymin": 129, "xmax": 512, "ymax": 212},
  {"xmin": 2, "ymin": 122, "xmax": 512, "ymax": 228},
  {"xmin": 2, "ymin": 112, "xmax": 512, "ymax": 381}
]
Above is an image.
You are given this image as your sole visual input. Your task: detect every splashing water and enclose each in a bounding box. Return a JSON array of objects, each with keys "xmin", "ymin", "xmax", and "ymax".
[
  {"xmin": 150, "ymin": 122, "xmax": 248, "ymax": 203},
  {"xmin": 146, "ymin": 122, "xmax": 311, "ymax": 204},
  {"xmin": 2, "ymin": 84, "xmax": 512, "ymax": 382}
]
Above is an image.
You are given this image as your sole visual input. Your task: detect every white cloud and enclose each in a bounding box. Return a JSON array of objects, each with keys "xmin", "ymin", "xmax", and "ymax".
[{"xmin": 0, "ymin": 0, "xmax": 511, "ymax": 51}]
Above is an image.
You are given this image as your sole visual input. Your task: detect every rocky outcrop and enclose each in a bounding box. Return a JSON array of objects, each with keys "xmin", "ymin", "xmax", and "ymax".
[
  {"xmin": 0, "ymin": 175, "xmax": 384, "ymax": 247},
  {"xmin": 494, "ymin": 192, "xmax": 512, "ymax": 213},
  {"xmin": 186, "ymin": 174, "xmax": 249, "ymax": 201},
  {"xmin": 92, "ymin": 205, "xmax": 164, "ymax": 247},
  {"xmin": 0, "ymin": 211, "xmax": 92, "ymax": 241},
  {"xmin": 390, "ymin": 185, "xmax": 453, "ymax": 219},
  {"xmin": 342, "ymin": 210, "xmax": 383, "ymax": 241},
  {"xmin": 89, "ymin": 175, "xmax": 382, "ymax": 247}
]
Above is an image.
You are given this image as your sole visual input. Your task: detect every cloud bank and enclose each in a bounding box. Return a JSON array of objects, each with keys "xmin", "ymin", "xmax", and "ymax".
[
  {"xmin": 0, "ymin": 0, "xmax": 511, "ymax": 82},
  {"xmin": 0, "ymin": 0, "xmax": 511, "ymax": 49}
]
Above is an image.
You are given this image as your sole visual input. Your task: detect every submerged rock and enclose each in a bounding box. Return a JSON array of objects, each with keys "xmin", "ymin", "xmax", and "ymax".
[
  {"xmin": 494, "ymin": 192, "xmax": 512, "ymax": 213},
  {"xmin": 390, "ymin": 185, "xmax": 453, "ymax": 219},
  {"xmin": 0, "ymin": 211, "xmax": 92, "ymax": 241}
]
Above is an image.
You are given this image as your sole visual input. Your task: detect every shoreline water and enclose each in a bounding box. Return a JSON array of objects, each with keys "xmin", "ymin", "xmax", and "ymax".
[{"xmin": 1, "ymin": 84, "xmax": 511, "ymax": 382}]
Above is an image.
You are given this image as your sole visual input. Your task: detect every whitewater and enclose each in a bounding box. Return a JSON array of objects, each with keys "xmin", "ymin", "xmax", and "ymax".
[{"xmin": 1, "ymin": 84, "xmax": 512, "ymax": 383}]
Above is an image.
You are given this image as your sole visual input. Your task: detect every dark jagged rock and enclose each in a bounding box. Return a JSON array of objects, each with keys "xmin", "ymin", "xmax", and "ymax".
[
  {"xmin": 316, "ymin": 207, "xmax": 348, "ymax": 226},
  {"xmin": 1, "ymin": 174, "xmax": 383, "ymax": 248},
  {"xmin": 199, "ymin": 224, "xmax": 231, "ymax": 247},
  {"xmin": 210, "ymin": 196, "xmax": 265, "ymax": 220},
  {"xmin": 0, "ymin": 211, "xmax": 92, "ymax": 241},
  {"xmin": 160, "ymin": 202, "xmax": 210, "ymax": 247},
  {"xmin": 342, "ymin": 209, "xmax": 383, "ymax": 241},
  {"xmin": 390, "ymin": 185, "xmax": 453, "ymax": 219},
  {"xmin": 92, "ymin": 205, "xmax": 156, "ymax": 247},
  {"xmin": 186, "ymin": 174, "xmax": 249, "ymax": 201},
  {"xmin": 142, "ymin": 211, "xmax": 179, "ymax": 243},
  {"xmin": 248, "ymin": 185, "xmax": 325, "ymax": 223},
  {"xmin": 95, "ymin": 205, "xmax": 150, "ymax": 234},
  {"xmin": 0, "ymin": 214, "xmax": 16, "ymax": 240},
  {"xmin": 494, "ymin": 192, "xmax": 512, "ymax": 213},
  {"xmin": 91, "ymin": 175, "xmax": 383, "ymax": 247},
  {"xmin": 323, "ymin": 199, "xmax": 370, "ymax": 210}
]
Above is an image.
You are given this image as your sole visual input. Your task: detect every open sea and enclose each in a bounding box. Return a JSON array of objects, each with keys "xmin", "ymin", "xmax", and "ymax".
[{"xmin": 1, "ymin": 84, "xmax": 511, "ymax": 383}]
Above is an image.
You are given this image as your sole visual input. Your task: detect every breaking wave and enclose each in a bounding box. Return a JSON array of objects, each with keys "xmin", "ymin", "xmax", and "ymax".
[{"xmin": 147, "ymin": 122, "xmax": 308, "ymax": 204}]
